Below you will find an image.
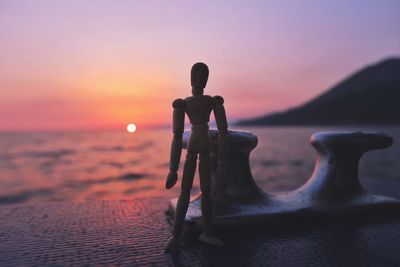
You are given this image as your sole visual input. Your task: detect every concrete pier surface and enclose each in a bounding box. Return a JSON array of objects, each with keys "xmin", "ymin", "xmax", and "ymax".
[{"xmin": 1, "ymin": 197, "xmax": 400, "ymax": 266}]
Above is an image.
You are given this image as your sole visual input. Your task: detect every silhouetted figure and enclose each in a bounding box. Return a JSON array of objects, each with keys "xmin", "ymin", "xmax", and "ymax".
[{"xmin": 165, "ymin": 62, "xmax": 228, "ymax": 252}]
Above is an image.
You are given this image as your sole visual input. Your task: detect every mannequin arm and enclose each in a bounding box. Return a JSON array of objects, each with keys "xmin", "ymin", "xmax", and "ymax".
[
  {"xmin": 166, "ymin": 99, "xmax": 185, "ymax": 189},
  {"xmin": 213, "ymin": 96, "xmax": 229, "ymax": 192}
]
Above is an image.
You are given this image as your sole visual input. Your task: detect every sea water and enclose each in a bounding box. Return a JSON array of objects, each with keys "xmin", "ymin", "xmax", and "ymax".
[{"xmin": 0, "ymin": 126, "xmax": 399, "ymax": 205}]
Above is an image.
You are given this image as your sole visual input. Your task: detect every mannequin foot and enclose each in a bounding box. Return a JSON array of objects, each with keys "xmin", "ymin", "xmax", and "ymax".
[
  {"xmin": 199, "ymin": 233, "xmax": 224, "ymax": 246},
  {"xmin": 164, "ymin": 236, "xmax": 181, "ymax": 253}
]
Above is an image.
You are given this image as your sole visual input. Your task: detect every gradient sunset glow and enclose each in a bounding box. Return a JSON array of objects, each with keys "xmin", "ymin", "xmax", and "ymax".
[{"xmin": 0, "ymin": 1, "xmax": 399, "ymax": 131}]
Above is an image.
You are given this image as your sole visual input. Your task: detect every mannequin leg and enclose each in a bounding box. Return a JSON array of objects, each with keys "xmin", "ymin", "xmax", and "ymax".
[
  {"xmin": 172, "ymin": 152, "xmax": 197, "ymax": 239},
  {"xmin": 199, "ymin": 152, "xmax": 212, "ymax": 235},
  {"xmin": 165, "ymin": 152, "xmax": 197, "ymax": 252},
  {"xmin": 198, "ymin": 152, "xmax": 223, "ymax": 246}
]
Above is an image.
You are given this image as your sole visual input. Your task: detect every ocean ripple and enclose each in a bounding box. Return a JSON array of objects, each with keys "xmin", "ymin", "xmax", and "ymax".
[{"xmin": 22, "ymin": 149, "xmax": 75, "ymax": 159}]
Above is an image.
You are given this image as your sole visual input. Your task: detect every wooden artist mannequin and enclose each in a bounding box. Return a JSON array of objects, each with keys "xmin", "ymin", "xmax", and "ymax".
[{"xmin": 165, "ymin": 62, "xmax": 229, "ymax": 252}]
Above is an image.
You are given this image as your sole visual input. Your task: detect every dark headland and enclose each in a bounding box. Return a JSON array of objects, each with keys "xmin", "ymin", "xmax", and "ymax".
[{"xmin": 237, "ymin": 58, "xmax": 400, "ymax": 126}]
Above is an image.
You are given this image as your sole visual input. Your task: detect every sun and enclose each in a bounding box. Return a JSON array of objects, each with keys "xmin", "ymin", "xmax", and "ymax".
[{"xmin": 126, "ymin": 123, "xmax": 137, "ymax": 133}]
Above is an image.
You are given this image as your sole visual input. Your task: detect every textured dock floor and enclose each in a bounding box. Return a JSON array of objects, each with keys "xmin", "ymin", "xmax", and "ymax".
[{"xmin": 1, "ymin": 197, "xmax": 400, "ymax": 266}]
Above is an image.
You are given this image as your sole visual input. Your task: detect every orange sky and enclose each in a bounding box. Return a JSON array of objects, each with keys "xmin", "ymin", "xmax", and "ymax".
[{"xmin": 0, "ymin": 1, "xmax": 399, "ymax": 131}]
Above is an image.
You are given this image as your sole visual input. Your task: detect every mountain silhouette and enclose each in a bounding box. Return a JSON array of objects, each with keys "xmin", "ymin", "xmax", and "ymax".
[{"xmin": 237, "ymin": 58, "xmax": 400, "ymax": 126}]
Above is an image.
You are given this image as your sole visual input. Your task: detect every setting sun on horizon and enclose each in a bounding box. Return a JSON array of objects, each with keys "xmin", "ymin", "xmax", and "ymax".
[{"xmin": 126, "ymin": 123, "xmax": 137, "ymax": 133}]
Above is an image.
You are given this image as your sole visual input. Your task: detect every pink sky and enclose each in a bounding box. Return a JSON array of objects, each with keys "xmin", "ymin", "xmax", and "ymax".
[{"xmin": 0, "ymin": 1, "xmax": 399, "ymax": 131}]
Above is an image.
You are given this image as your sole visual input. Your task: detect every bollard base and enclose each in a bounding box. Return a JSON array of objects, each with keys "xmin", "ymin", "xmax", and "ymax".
[{"xmin": 168, "ymin": 192, "xmax": 400, "ymax": 230}]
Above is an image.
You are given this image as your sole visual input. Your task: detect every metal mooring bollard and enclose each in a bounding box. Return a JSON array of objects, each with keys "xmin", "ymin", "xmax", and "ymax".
[
  {"xmin": 168, "ymin": 130, "xmax": 400, "ymax": 230},
  {"xmin": 289, "ymin": 131, "xmax": 393, "ymax": 203}
]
